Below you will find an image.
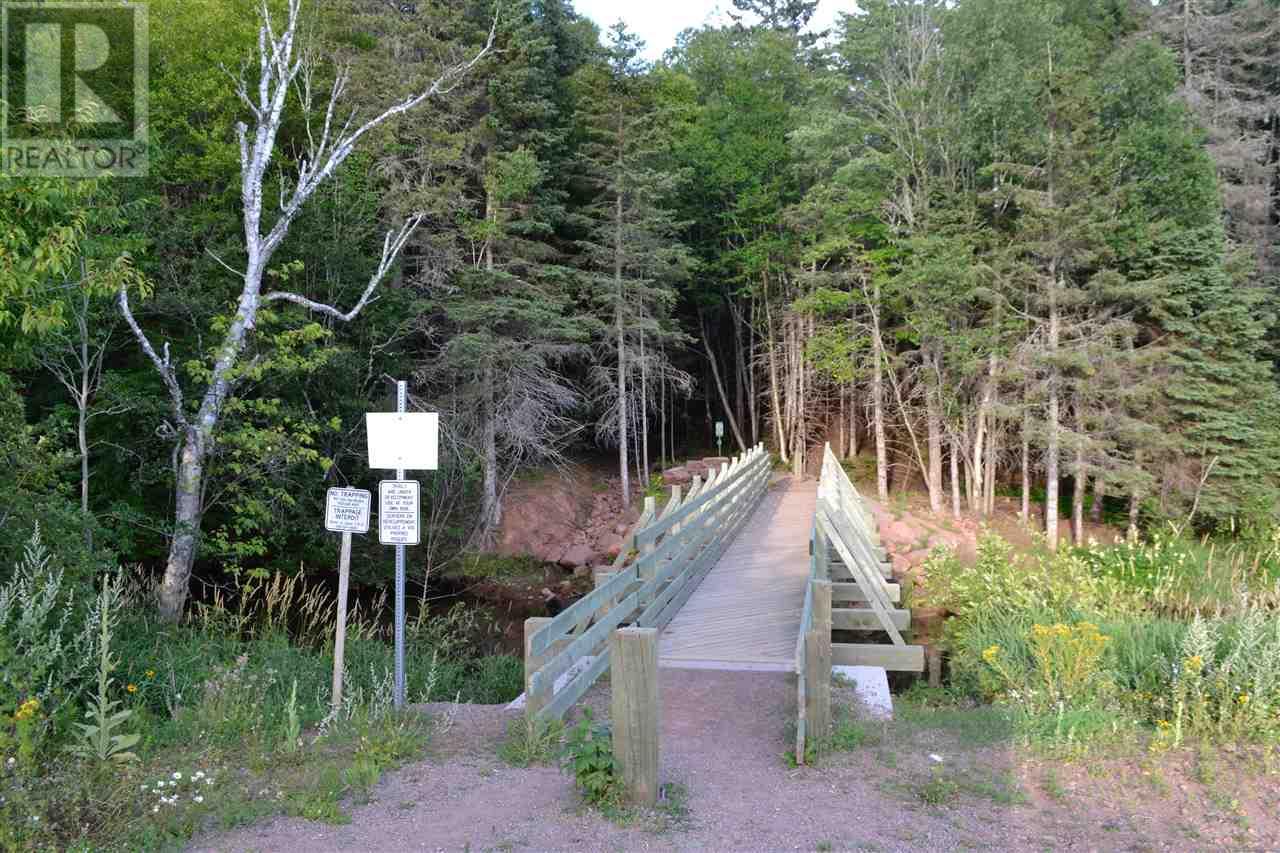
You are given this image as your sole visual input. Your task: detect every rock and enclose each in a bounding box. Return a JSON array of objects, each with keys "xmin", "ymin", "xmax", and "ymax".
[
  {"xmin": 573, "ymin": 564, "xmax": 593, "ymax": 578},
  {"xmin": 558, "ymin": 544, "xmax": 596, "ymax": 569},
  {"xmin": 662, "ymin": 467, "xmax": 692, "ymax": 486},
  {"xmin": 702, "ymin": 456, "xmax": 730, "ymax": 469},
  {"xmin": 613, "ymin": 522, "xmax": 629, "ymax": 536},
  {"xmin": 606, "ymin": 542, "xmax": 623, "ymax": 559},
  {"xmin": 685, "ymin": 460, "xmax": 710, "ymax": 476}
]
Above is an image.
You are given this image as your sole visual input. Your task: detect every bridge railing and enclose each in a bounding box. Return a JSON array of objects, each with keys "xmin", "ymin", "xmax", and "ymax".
[
  {"xmin": 795, "ymin": 444, "xmax": 922, "ymax": 763},
  {"xmin": 523, "ymin": 443, "xmax": 772, "ymax": 721}
]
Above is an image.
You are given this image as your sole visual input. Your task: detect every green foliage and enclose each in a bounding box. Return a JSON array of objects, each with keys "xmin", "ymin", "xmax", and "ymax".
[
  {"xmin": 0, "ymin": 527, "xmax": 101, "ymax": 756},
  {"xmin": 67, "ymin": 580, "xmax": 140, "ymax": 764},
  {"xmin": 561, "ymin": 708, "xmax": 621, "ymax": 806},
  {"xmin": 499, "ymin": 714, "xmax": 565, "ymax": 767},
  {"xmin": 919, "ymin": 534, "xmax": 1142, "ymax": 624}
]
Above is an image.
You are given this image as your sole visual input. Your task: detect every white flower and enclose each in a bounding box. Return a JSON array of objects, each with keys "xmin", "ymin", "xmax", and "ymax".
[
  {"xmin": 206, "ymin": 777, "xmax": 214, "ymax": 785},
  {"xmin": 929, "ymin": 753, "xmax": 944, "ymax": 763},
  {"xmin": 152, "ymin": 806, "xmax": 159, "ymax": 814},
  {"xmin": 172, "ymin": 772, "xmax": 182, "ymax": 780},
  {"xmin": 193, "ymin": 795, "xmax": 204, "ymax": 804},
  {"xmin": 194, "ymin": 771, "xmax": 205, "ymax": 779},
  {"xmin": 5, "ymin": 757, "xmax": 14, "ymax": 767}
]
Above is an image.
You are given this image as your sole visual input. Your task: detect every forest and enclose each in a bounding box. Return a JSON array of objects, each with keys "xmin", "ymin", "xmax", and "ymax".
[{"xmin": 1, "ymin": 0, "xmax": 1279, "ymax": 848}]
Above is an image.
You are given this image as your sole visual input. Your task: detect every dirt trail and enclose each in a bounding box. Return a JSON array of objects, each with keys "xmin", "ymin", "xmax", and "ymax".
[{"xmin": 192, "ymin": 670, "xmax": 1025, "ymax": 853}]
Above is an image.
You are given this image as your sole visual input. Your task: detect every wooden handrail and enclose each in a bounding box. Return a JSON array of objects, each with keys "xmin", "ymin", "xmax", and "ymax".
[{"xmin": 523, "ymin": 443, "xmax": 772, "ymax": 721}]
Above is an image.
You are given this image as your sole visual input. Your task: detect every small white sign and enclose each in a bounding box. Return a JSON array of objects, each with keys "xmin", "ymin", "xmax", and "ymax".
[
  {"xmin": 366, "ymin": 412, "xmax": 439, "ymax": 471},
  {"xmin": 378, "ymin": 480, "xmax": 420, "ymax": 545},
  {"xmin": 325, "ymin": 487, "xmax": 371, "ymax": 534},
  {"xmin": 715, "ymin": 421, "xmax": 725, "ymax": 438}
]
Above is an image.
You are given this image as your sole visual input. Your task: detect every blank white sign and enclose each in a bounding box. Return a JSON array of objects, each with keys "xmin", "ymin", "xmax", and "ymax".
[{"xmin": 366, "ymin": 412, "xmax": 439, "ymax": 471}]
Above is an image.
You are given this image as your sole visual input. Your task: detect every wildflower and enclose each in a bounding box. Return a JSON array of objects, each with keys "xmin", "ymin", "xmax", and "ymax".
[
  {"xmin": 981, "ymin": 645, "xmax": 1000, "ymax": 663},
  {"xmin": 193, "ymin": 795, "xmax": 204, "ymax": 804},
  {"xmin": 1185, "ymin": 655, "xmax": 1204, "ymax": 671},
  {"xmin": 127, "ymin": 684, "xmax": 138, "ymax": 694},
  {"xmin": 172, "ymin": 772, "xmax": 182, "ymax": 780},
  {"xmin": 145, "ymin": 669, "xmax": 156, "ymax": 679},
  {"xmin": 1156, "ymin": 719, "xmax": 1171, "ymax": 729},
  {"xmin": 152, "ymin": 806, "xmax": 159, "ymax": 814},
  {"xmin": 1239, "ymin": 693, "xmax": 1250, "ymax": 705},
  {"xmin": 13, "ymin": 698, "xmax": 40, "ymax": 721}
]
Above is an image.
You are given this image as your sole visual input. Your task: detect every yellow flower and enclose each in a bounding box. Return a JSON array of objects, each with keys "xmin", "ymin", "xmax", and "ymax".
[
  {"xmin": 1185, "ymin": 655, "xmax": 1204, "ymax": 671},
  {"xmin": 126, "ymin": 684, "xmax": 138, "ymax": 694},
  {"xmin": 982, "ymin": 644, "xmax": 1000, "ymax": 663},
  {"xmin": 145, "ymin": 670, "xmax": 156, "ymax": 679},
  {"xmin": 1238, "ymin": 693, "xmax": 1250, "ymax": 705},
  {"xmin": 1156, "ymin": 719, "xmax": 1171, "ymax": 729},
  {"xmin": 13, "ymin": 698, "xmax": 40, "ymax": 721}
]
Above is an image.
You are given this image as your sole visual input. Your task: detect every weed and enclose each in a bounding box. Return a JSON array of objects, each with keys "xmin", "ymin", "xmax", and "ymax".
[
  {"xmin": 1041, "ymin": 768, "xmax": 1066, "ymax": 801},
  {"xmin": 561, "ymin": 708, "xmax": 620, "ymax": 807},
  {"xmin": 498, "ymin": 715, "xmax": 564, "ymax": 767},
  {"xmin": 917, "ymin": 768, "xmax": 960, "ymax": 805}
]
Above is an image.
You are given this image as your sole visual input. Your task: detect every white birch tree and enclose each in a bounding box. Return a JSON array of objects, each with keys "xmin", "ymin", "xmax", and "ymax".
[{"xmin": 119, "ymin": 0, "xmax": 493, "ymax": 619}]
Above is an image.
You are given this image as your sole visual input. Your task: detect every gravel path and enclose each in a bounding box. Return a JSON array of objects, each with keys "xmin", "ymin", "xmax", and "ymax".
[{"xmin": 192, "ymin": 669, "xmax": 1029, "ymax": 853}]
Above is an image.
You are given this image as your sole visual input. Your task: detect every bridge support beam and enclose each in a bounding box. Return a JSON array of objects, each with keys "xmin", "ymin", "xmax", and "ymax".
[{"xmin": 611, "ymin": 627, "xmax": 659, "ymax": 807}]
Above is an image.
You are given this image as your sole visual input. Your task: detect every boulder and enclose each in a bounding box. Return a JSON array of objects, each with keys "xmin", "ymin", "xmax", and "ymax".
[
  {"xmin": 558, "ymin": 543, "xmax": 596, "ymax": 569},
  {"xmin": 663, "ymin": 467, "xmax": 692, "ymax": 486},
  {"xmin": 702, "ymin": 456, "xmax": 730, "ymax": 468},
  {"xmin": 613, "ymin": 522, "xmax": 630, "ymax": 536}
]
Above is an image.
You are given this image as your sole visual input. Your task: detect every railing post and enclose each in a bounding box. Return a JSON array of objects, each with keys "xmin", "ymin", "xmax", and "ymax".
[
  {"xmin": 524, "ymin": 617, "xmax": 553, "ymax": 718},
  {"xmin": 592, "ymin": 568, "xmax": 617, "ymax": 624},
  {"xmin": 804, "ymin": 580, "xmax": 832, "ymax": 749},
  {"xmin": 611, "ymin": 627, "xmax": 659, "ymax": 807}
]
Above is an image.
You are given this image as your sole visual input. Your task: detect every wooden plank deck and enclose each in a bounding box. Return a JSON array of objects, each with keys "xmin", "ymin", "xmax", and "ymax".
[{"xmin": 658, "ymin": 478, "xmax": 816, "ymax": 671}]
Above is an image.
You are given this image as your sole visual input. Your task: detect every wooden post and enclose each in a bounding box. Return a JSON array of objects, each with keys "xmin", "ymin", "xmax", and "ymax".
[
  {"xmin": 592, "ymin": 569, "xmax": 617, "ymax": 624},
  {"xmin": 611, "ymin": 627, "xmax": 659, "ymax": 806},
  {"xmin": 330, "ymin": 531, "xmax": 353, "ymax": 711},
  {"xmin": 524, "ymin": 617, "xmax": 553, "ymax": 717},
  {"xmin": 805, "ymin": 580, "xmax": 832, "ymax": 748}
]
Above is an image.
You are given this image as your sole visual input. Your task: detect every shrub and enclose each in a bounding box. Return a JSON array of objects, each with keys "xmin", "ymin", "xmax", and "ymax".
[
  {"xmin": 1156, "ymin": 605, "xmax": 1280, "ymax": 746},
  {"xmin": 921, "ymin": 534, "xmax": 1142, "ymax": 626},
  {"xmin": 0, "ymin": 527, "xmax": 108, "ymax": 759},
  {"xmin": 561, "ymin": 708, "xmax": 620, "ymax": 806}
]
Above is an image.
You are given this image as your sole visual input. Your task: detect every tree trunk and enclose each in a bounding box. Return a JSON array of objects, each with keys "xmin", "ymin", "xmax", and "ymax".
[
  {"xmin": 611, "ymin": 194, "xmax": 627, "ymax": 504},
  {"xmin": 925, "ymin": 370, "xmax": 944, "ymax": 514},
  {"xmin": 871, "ymin": 295, "xmax": 888, "ymax": 503},
  {"xmin": 481, "ymin": 370, "xmax": 501, "ymax": 532},
  {"xmin": 950, "ymin": 434, "xmax": 962, "ymax": 520},
  {"xmin": 157, "ymin": 433, "xmax": 206, "ymax": 620},
  {"xmin": 1072, "ymin": 405, "xmax": 1086, "ymax": 545},
  {"xmin": 640, "ymin": 333, "xmax": 650, "ymax": 482},
  {"xmin": 1045, "ymin": 276, "xmax": 1061, "ymax": 551},
  {"xmin": 701, "ymin": 312, "xmax": 748, "ymax": 453},
  {"xmin": 764, "ymin": 292, "xmax": 787, "ymax": 462},
  {"xmin": 1020, "ymin": 404, "xmax": 1031, "ymax": 524},
  {"xmin": 1090, "ymin": 476, "xmax": 1104, "ymax": 523}
]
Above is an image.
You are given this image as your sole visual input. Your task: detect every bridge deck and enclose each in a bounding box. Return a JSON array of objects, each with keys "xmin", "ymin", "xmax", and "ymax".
[{"xmin": 658, "ymin": 478, "xmax": 816, "ymax": 671}]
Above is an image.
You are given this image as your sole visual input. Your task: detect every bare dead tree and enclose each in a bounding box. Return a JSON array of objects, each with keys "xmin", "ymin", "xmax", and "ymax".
[
  {"xmin": 36, "ymin": 263, "xmax": 134, "ymax": 550},
  {"xmin": 119, "ymin": 0, "xmax": 494, "ymax": 619}
]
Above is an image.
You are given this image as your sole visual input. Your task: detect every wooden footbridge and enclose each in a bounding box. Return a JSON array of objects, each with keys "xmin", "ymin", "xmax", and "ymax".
[{"xmin": 519, "ymin": 442, "xmax": 923, "ymax": 764}]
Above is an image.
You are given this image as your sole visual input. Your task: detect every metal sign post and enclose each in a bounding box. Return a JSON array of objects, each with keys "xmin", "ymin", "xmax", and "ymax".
[
  {"xmin": 393, "ymin": 380, "xmax": 407, "ymax": 708},
  {"xmin": 324, "ymin": 487, "xmax": 371, "ymax": 712},
  {"xmin": 365, "ymin": 380, "xmax": 437, "ymax": 709}
]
